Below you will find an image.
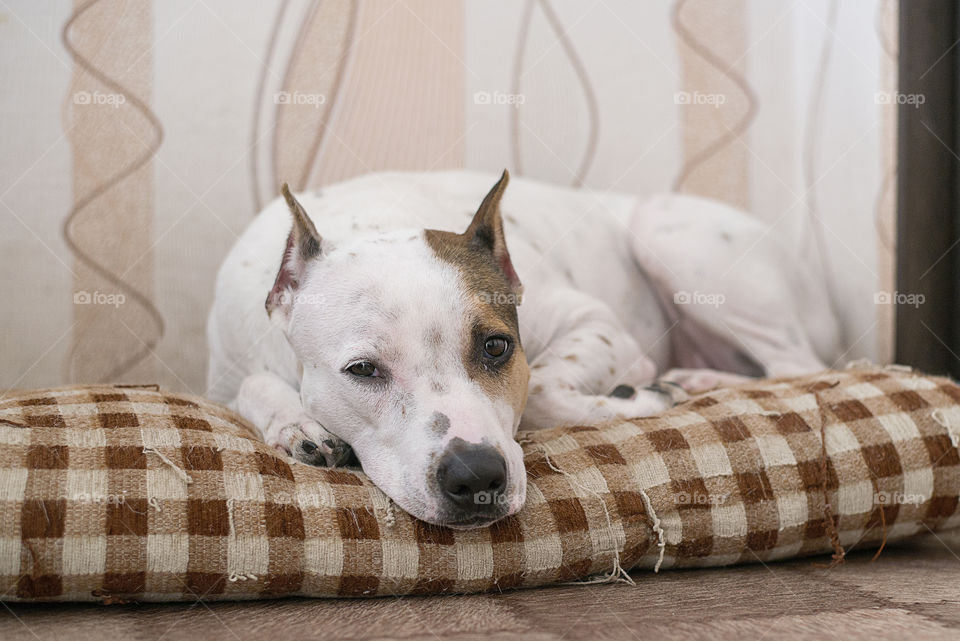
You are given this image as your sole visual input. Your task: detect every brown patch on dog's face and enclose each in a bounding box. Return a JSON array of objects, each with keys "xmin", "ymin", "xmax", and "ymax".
[
  {"xmin": 462, "ymin": 317, "xmax": 529, "ymax": 422},
  {"xmin": 424, "ymin": 170, "xmax": 530, "ymax": 422}
]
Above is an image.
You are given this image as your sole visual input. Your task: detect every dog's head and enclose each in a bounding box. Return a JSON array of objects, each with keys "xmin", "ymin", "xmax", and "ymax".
[{"xmin": 266, "ymin": 172, "xmax": 530, "ymax": 528}]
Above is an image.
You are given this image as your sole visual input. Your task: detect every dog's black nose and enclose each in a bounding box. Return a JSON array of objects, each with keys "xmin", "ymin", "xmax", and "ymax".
[{"xmin": 436, "ymin": 444, "xmax": 507, "ymax": 510}]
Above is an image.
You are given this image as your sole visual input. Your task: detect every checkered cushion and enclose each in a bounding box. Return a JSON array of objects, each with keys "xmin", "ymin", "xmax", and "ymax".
[{"xmin": 1, "ymin": 366, "xmax": 959, "ymax": 602}]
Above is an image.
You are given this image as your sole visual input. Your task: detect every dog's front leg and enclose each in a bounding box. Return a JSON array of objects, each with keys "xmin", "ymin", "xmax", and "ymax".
[
  {"xmin": 235, "ymin": 372, "xmax": 353, "ymax": 467},
  {"xmin": 519, "ymin": 289, "xmax": 685, "ymax": 430}
]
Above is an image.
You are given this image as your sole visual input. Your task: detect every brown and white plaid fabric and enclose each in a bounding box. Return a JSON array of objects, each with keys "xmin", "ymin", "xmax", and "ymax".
[{"xmin": 1, "ymin": 366, "xmax": 958, "ymax": 602}]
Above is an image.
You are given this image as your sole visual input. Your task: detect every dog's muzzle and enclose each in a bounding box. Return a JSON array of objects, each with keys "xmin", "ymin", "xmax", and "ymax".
[{"xmin": 434, "ymin": 441, "xmax": 509, "ymax": 526}]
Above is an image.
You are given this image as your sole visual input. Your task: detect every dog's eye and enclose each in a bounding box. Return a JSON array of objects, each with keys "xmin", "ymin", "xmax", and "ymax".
[
  {"xmin": 347, "ymin": 361, "xmax": 379, "ymax": 378},
  {"xmin": 483, "ymin": 337, "xmax": 510, "ymax": 359}
]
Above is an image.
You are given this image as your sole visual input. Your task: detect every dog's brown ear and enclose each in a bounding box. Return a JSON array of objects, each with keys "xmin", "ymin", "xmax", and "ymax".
[
  {"xmin": 464, "ymin": 169, "xmax": 522, "ymax": 294},
  {"xmin": 267, "ymin": 183, "xmax": 324, "ymax": 318}
]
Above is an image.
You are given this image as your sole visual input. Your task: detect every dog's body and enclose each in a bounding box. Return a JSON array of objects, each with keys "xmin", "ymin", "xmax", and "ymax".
[{"xmin": 207, "ymin": 170, "xmax": 840, "ymax": 527}]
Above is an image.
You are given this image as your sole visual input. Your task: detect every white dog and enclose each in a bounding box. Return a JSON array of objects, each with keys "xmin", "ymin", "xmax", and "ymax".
[{"xmin": 207, "ymin": 170, "xmax": 839, "ymax": 528}]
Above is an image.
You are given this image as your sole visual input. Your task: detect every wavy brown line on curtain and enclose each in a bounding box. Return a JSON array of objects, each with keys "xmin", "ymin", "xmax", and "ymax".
[
  {"xmin": 271, "ymin": 0, "xmax": 320, "ymax": 196},
  {"xmin": 61, "ymin": 0, "xmax": 164, "ymax": 383},
  {"xmin": 874, "ymin": 0, "xmax": 897, "ymax": 255},
  {"xmin": 801, "ymin": 0, "xmax": 847, "ymax": 350},
  {"xmin": 308, "ymin": 0, "xmax": 465, "ymax": 183},
  {"xmin": 250, "ymin": 0, "xmax": 290, "ymax": 212},
  {"xmin": 874, "ymin": 0, "xmax": 898, "ymax": 363},
  {"xmin": 670, "ymin": 0, "xmax": 758, "ymax": 195},
  {"xmin": 300, "ymin": 0, "xmax": 359, "ymax": 191},
  {"xmin": 510, "ymin": 0, "xmax": 534, "ymax": 178},
  {"xmin": 511, "ymin": 0, "xmax": 600, "ymax": 187},
  {"xmin": 266, "ymin": 0, "xmax": 358, "ymax": 196},
  {"xmin": 268, "ymin": 0, "xmax": 358, "ymax": 197}
]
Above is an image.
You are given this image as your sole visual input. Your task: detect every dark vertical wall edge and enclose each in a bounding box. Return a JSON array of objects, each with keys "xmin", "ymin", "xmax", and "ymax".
[{"xmin": 896, "ymin": 0, "xmax": 959, "ymax": 376}]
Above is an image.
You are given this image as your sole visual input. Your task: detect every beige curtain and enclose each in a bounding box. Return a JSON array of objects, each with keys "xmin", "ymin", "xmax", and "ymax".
[{"xmin": 0, "ymin": 0, "xmax": 898, "ymax": 394}]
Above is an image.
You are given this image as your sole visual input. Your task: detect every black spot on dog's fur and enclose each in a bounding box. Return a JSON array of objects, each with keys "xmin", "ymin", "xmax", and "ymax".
[
  {"xmin": 609, "ymin": 384, "xmax": 635, "ymax": 399},
  {"xmin": 430, "ymin": 412, "xmax": 451, "ymax": 435}
]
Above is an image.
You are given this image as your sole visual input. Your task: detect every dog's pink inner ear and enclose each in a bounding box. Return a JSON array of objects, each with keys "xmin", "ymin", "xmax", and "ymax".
[
  {"xmin": 266, "ymin": 184, "xmax": 323, "ymax": 317},
  {"xmin": 465, "ymin": 169, "xmax": 522, "ymax": 294}
]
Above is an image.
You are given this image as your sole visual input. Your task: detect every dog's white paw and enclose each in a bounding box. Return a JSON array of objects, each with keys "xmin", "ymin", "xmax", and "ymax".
[
  {"xmin": 522, "ymin": 379, "xmax": 688, "ymax": 429},
  {"xmin": 643, "ymin": 380, "xmax": 689, "ymax": 405},
  {"xmin": 606, "ymin": 380, "xmax": 688, "ymax": 406},
  {"xmin": 265, "ymin": 418, "xmax": 354, "ymax": 467},
  {"xmin": 603, "ymin": 384, "xmax": 681, "ymax": 419},
  {"xmin": 660, "ymin": 368, "xmax": 752, "ymax": 394},
  {"xmin": 573, "ymin": 383, "xmax": 684, "ymax": 425}
]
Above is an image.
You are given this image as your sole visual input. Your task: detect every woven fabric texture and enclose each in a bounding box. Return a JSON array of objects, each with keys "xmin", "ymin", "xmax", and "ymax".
[{"xmin": 1, "ymin": 366, "xmax": 958, "ymax": 602}]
